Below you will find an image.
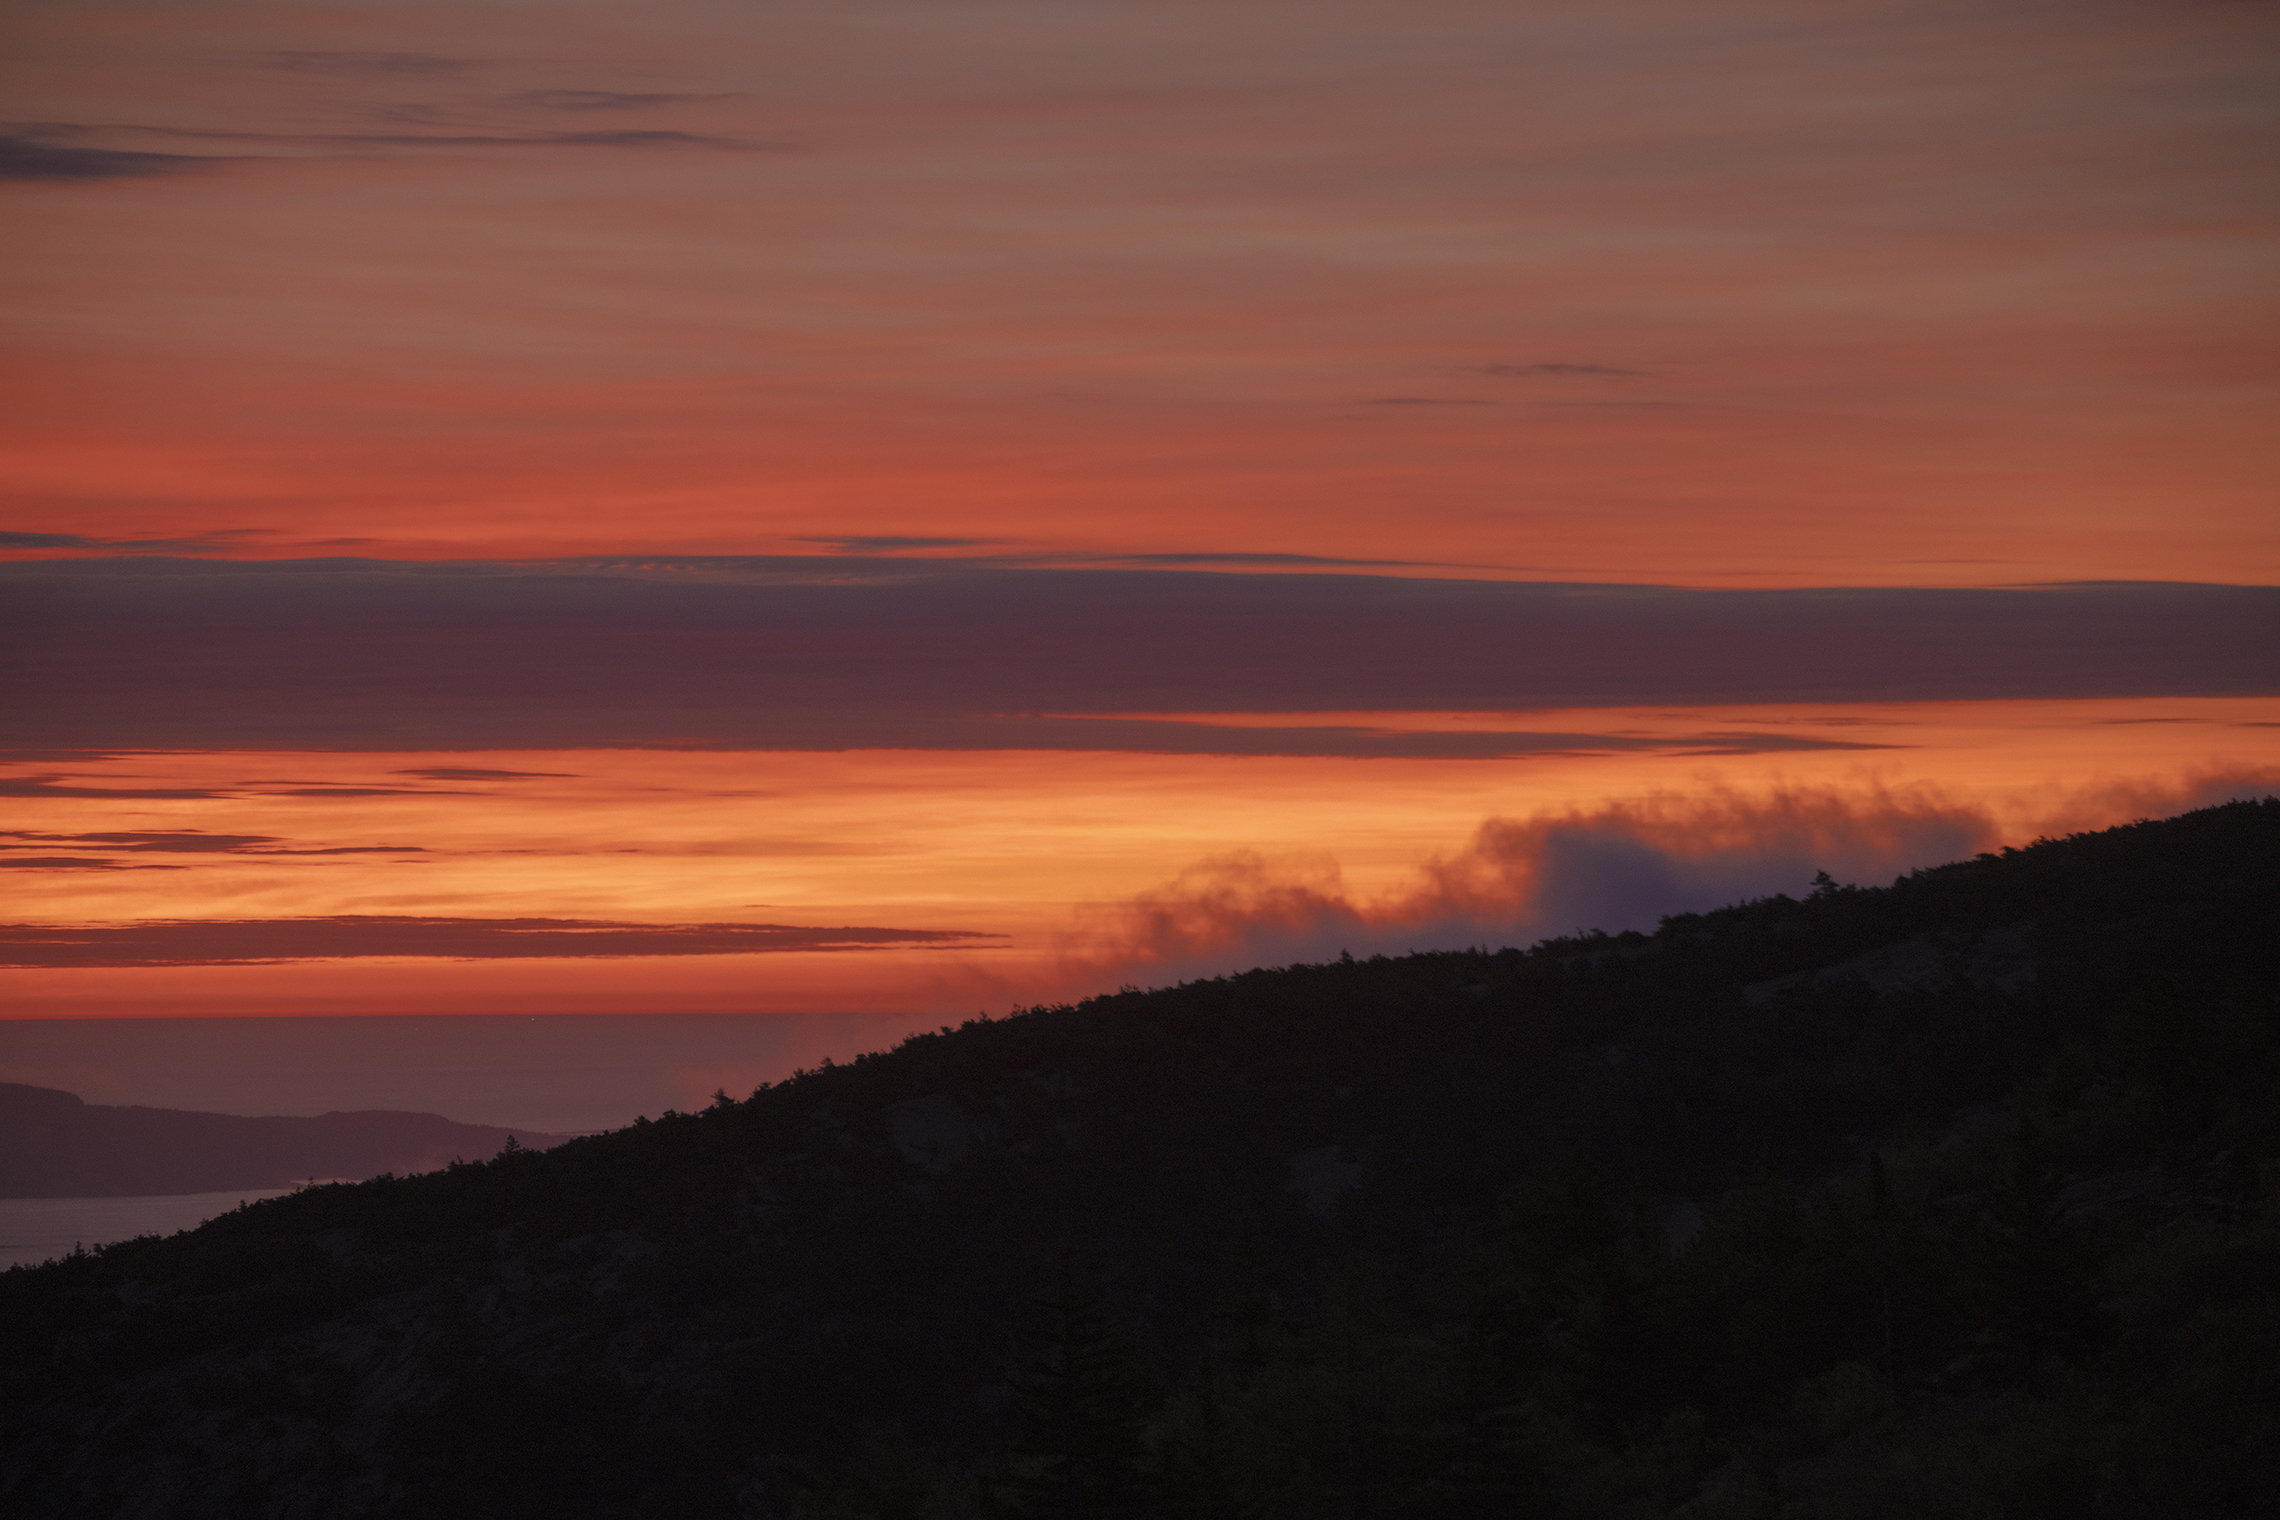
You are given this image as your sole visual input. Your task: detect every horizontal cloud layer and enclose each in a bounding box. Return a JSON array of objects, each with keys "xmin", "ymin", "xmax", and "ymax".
[
  {"xmin": 0, "ymin": 829, "xmax": 426, "ymax": 870},
  {"xmin": 3, "ymin": 558, "xmax": 2271, "ymax": 752},
  {"xmin": 3, "ymin": 830, "xmax": 420, "ymax": 854},
  {"xmin": 0, "ymin": 136, "xmax": 213, "ymax": 181},
  {"xmin": 0, "ymin": 916, "xmax": 1002, "ymax": 969}
]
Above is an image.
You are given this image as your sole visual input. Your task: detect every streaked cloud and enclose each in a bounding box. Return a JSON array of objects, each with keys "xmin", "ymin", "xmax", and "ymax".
[
  {"xmin": 251, "ymin": 51, "xmax": 484, "ymax": 76},
  {"xmin": 1483, "ymin": 363, "xmax": 1644, "ymax": 379},
  {"xmin": 0, "ymin": 528, "xmax": 277, "ymax": 552},
  {"xmin": 509, "ymin": 90, "xmax": 733, "ymax": 112},
  {"xmin": 1, "ymin": 830, "xmax": 424, "ymax": 856},
  {"xmin": 948, "ymin": 716, "xmax": 1893, "ymax": 760},
  {"xmin": 1094, "ymin": 553, "xmax": 1462, "ymax": 570},
  {"xmin": 0, "ymin": 856, "xmax": 185, "ymax": 871},
  {"xmin": 0, "ymin": 770, "xmax": 478, "ymax": 801},
  {"xmin": 0, "ymin": 136, "xmax": 214, "ymax": 181},
  {"xmin": 0, "ymin": 775, "xmax": 230, "ymax": 801},
  {"xmin": 106, "ymin": 124, "xmax": 766, "ymax": 153},
  {"xmin": 0, "ymin": 916, "xmax": 1003, "ymax": 968},
  {"xmin": 391, "ymin": 767, "xmax": 578, "ymax": 781},
  {"xmin": 795, "ymin": 536, "xmax": 996, "ymax": 555},
  {"xmin": 5, "ymin": 830, "xmax": 296, "ymax": 854}
]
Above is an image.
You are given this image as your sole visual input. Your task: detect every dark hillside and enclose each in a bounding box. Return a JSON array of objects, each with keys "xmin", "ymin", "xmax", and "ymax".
[{"xmin": 3, "ymin": 800, "xmax": 2277, "ymax": 1517}]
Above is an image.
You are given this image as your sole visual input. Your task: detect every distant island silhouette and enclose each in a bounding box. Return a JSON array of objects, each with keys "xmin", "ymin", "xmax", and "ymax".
[{"xmin": 0, "ymin": 1085, "xmax": 569, "ymax": 1198}]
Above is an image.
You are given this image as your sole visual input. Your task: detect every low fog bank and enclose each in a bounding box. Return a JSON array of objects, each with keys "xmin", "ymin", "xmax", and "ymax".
[{"xmin": 1067, "ymin": 770, "xmax": 2280, "ymax": 991}]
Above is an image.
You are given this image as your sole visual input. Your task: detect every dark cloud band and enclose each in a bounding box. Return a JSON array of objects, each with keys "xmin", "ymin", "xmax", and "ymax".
[
  {"xmin": 112, "ymin": 125, "xmax": 762, "ymax": 152},
  {"xmin": 2, "ymin": 558, "xmax": 2271, "ymax": 753},
  {"xmin": 511, "ymin": 90, "xmax": 734, "ymax": 112},
  {"xmin": 0, "ymin": 916, "xmax": 1003, "ymax": 968},
  {"xmin": 252, "ymin": 51, "xmax": 481, "ymax": 75},
  {"xmin": 0, "ymin": 830, "xmax": 426, "ymax": 859},
  {"xmin": 0, "ymin": 136, "xmax": 212, "ymax": 182},
  {"xmin": 1483, "ymin": 362, "xmax": 1643, "ymax": 378}
]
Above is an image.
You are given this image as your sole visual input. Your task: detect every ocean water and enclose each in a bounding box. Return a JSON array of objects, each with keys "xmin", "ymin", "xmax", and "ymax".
[{"xmin": 0, "ymin": 1191, "xmax": 298, "ymax": 1271}]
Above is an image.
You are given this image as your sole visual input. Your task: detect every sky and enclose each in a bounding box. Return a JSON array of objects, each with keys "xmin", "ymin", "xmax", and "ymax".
[{"xmin": 3, "ymin": 0, "xmax": 2276, "ymax": 1128}]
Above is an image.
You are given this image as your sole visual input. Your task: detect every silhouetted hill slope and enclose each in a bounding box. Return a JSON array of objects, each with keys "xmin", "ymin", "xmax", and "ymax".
[
  {"xmin": 3, "ymin": 800, "xmax": 2277, "ymax": 1518},
  {"xmin": 0, "ymin": 1085, "xmax": 572, "ymax": 1198}
]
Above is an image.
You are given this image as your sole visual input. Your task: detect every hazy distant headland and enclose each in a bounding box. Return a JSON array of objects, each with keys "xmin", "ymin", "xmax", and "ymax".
[{"xmin": 0, "ymin": 1084, "xmax": 569, "ymax": 1198}]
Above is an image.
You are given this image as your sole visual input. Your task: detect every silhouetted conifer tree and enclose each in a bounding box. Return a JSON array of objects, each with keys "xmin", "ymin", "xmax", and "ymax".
[
  {"xmin": 994, "ymin": 1263, "xmax": 1148, "ymax": 1519},
  {"xmin": 2112, "ymin": 977, "xmax": 2211, "ymax": 1136},
  {"xmin": 1971, "ymin": 1122, "xmax": 2100, "ymax": 1385}
]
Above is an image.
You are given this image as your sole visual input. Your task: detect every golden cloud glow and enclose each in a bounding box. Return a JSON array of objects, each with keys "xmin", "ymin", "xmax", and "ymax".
[{"xmin": 4, "ymin": 697, "xmax": 2271, "ymax": 1017}]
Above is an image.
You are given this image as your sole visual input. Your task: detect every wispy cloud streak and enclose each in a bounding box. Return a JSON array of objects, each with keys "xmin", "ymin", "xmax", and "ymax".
[
  {"xmin": 0, "ymin": 136, "xmax": 214, "ymax": 181},
  {"xmin": 0, "ymin": 916, "xmax": 1003, "ymax": 969},
  {"xmin": 252, "ymin": 51, "xmax": 483, "ymax": 75}
]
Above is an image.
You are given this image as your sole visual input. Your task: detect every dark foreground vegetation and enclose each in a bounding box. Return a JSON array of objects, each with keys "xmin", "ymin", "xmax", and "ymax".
[{"xmin": 4, "ymin": 800, "xmax": 2278, "ymax": 1518}]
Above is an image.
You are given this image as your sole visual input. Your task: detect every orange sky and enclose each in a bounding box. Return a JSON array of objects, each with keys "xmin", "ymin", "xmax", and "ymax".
[
  {"xmin": 4, "ymin": 0, "xmax": 2275, "ymax": 583},
  {"xmin": 3, "ymin": 1, "xmax": 2276, "ymax": 1100}
]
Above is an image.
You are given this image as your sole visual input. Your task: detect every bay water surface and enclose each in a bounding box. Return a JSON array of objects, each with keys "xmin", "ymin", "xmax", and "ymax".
[{"xmin": 0, "ymin": 1191, "xmax": 298, "ymax": 1271}]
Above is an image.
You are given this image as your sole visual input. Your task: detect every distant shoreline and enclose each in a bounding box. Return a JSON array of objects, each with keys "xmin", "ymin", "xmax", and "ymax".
[
  {"xmin": 0, "ymin": 1190, "xmax": 300, "ymax": 1272},
  {"xmin": 0, "ymin": 1081, "xmax": 575, "ymax": 1198}
]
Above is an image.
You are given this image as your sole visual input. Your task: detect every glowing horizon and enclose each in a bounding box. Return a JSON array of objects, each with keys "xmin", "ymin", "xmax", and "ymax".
[{"xmin": 6, "ymin": 697, "xmax": 2274, "ymax": 1021}]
